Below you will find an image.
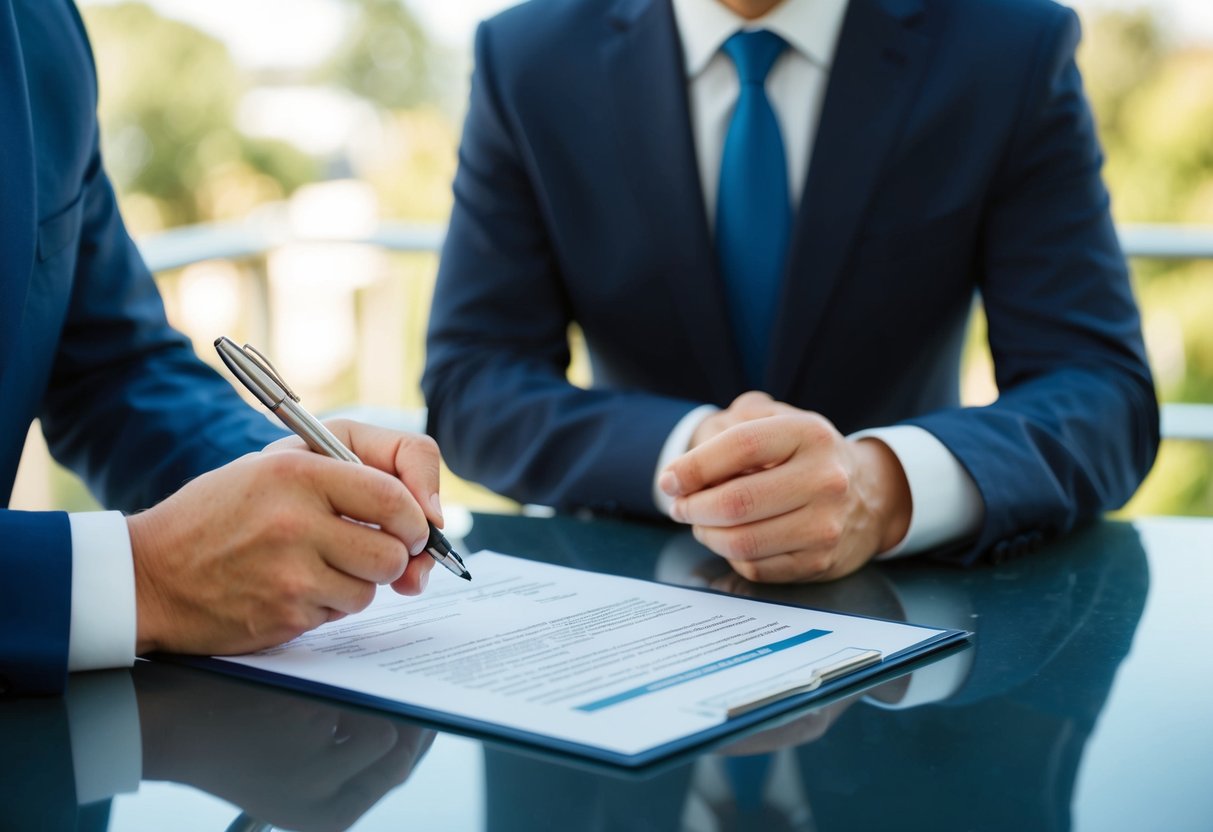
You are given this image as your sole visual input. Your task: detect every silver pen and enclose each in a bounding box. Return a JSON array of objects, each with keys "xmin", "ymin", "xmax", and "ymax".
[{"xmin": 215, "ymin": 336, "xmax": 471, "ymax": 581}]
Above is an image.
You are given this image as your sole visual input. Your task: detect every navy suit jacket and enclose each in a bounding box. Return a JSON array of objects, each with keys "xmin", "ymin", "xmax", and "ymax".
[
  {"xmin": 0, "ymin": 0, "xmax": 283, "ymax": 697},
  {"xmin": 425, "ymin": 0, "xmax": 1158, "ymax": 565}
]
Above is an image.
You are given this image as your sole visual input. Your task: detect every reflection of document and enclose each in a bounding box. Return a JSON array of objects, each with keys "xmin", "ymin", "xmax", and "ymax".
[{"xmin": 202, "ymin": 553, "xmax": 964, "ymax": 763}]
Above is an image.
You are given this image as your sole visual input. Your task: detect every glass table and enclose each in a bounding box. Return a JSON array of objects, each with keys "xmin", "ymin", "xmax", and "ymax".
[{"xmin": 3, "ymin": 513, "xmax": 1211, "ymax": 831}]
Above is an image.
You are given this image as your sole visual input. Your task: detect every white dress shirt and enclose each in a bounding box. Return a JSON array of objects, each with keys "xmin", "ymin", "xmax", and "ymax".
[
  {"xmin": 656, "ymin": 0, "xmax": 983, "ymax": 556},
  {"xmin": 67, "ymin": 511, "xmax": 137, "ymax": 671}
]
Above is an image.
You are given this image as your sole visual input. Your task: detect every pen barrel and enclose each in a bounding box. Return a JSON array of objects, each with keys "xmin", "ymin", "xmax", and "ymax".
[
  {"xmin": 428, "ymin": 545, "xmax": 470, "ymax": 579},
  {"xmin": 276, "ymin": 399, "xmax": 362, "ymax": 464}
]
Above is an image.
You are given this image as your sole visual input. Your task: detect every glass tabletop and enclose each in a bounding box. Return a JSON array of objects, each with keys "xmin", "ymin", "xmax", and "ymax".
[{"xmin": 3, "ymin": 513, "xmax": 1211, "ymax": 831}]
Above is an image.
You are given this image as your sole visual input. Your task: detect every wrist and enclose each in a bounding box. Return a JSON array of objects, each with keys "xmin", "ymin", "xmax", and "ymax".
[
  {"xmin": 127, "ymin": 511, "xmax": 170, "ymax": 655},
  {"xmin": 851, "ymin": 438, "xmax": 912, "ymax": 554}
]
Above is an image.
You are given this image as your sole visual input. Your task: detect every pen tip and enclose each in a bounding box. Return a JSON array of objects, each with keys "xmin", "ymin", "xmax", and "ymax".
[{"xmin": 461, "ymin": 570, "xmax": 473, "ymax": 581}]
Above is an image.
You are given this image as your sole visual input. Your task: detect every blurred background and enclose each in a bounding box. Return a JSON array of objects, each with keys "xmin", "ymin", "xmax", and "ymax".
[{"xmin": 10, "ymin": 0, "xmax": 1213, "ymax": 518}]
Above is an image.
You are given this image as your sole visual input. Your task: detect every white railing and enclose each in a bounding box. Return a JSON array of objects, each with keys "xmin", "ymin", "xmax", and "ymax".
[
  {"xmin": 138, "ymin": 220, "xmax": 1213, "ymax": 272},
  {"xmin": 136, "ymin": 219, "xmax": 1213, "ymax": 443}
]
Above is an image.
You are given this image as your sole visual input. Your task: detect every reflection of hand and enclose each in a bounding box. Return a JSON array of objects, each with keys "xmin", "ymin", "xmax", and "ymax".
[
  {"xmin": 716, "ymin": 690, "xmax": 866, "ymax": 756},
  {"xmin": 128, "ymin": 421, "xmax": 443, "ymax": 657},
  {"xmin": 137, "ymin": 664, "xmax": 434, "ymax": 832},
  {"xmin": 660, "ymin": 393, "xmax": 911, "ymax": 583}
]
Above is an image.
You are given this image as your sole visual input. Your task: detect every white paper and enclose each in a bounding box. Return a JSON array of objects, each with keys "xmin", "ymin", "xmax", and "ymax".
[{"xmin": 221, "ymin": 552, "xmax": 949, "ymax": 757}]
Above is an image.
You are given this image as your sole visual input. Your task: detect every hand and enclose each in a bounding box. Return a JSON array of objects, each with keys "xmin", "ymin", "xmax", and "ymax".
[
  {"xmin": 659, "ymin": 394, "xmax": 911, "ymax": 583},
  {"xmin": 127, "ymin": 421, "xmax": 443, "ymax": 656},
  {"xmin": 689, "ymin": 391, "xmax": 801, "ymax": 449},
  {"xmin": 716, "ymin": 690, "xmax": 866, "ymax": 756},
  {"xmin": 136, "ymin": 663, "xmax": 434, "ymax": 832}
]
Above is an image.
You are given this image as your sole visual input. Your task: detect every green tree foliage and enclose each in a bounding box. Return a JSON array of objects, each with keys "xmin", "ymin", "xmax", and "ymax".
[
  {"xmin": 1078, "ymin": 10, "xmax": 1213, "ymax": 515},
  {"xmin": 82, "ymin": 2, "xmax": 317, "ymax": 230},
  {"xmin": 70, "ymin": 3, "xmax": 1211, "ymax": 516},
  {"xmin": 320, "ymin": 0, "xmax": 438, "ymax": 111}
]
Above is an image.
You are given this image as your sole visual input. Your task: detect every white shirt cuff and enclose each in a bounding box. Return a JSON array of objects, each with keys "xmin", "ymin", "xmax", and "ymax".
[
  {"xmin": 653, "ymin": 405, "xmax": 720, "ymax": 515},
  {"xmin": 68, "ymin": 512, "xmax": 137, "ymax": 672},
  {"xmin": 850, "ymin": 425, "xmax": 984, "ymax": 558},
  {"xmin": 65, "ymin": 671, "xmax": 143, "ymax": 804}
]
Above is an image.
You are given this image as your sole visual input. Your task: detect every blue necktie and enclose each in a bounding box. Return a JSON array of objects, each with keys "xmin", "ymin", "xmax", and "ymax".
[{"xmin": 716, "ymin": 30, "xmax": 791, "ymax": 387}]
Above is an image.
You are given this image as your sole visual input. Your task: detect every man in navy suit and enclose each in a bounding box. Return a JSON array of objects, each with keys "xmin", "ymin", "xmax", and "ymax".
[
  {"xmin": 1, "ymin": 0, "xmax": 444, "ymax": 697},
  {"xmin": 424, "ymin": 0, "xmax": 1158, "ymax": 581}
]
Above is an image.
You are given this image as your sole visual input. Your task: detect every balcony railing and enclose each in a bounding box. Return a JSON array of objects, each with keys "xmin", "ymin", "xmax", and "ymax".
[{"xmin": 137, "ymin": 218, "xmax": 1213, "ymax": 443}]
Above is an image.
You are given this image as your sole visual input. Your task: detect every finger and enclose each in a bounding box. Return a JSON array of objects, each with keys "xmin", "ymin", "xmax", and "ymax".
[
  {"xmin": 312, "ymin": 563, "xmax": 380, "ymax": 616},
  {"xmin": 725, "ymin": 551, "xmax": 809, "ymax": 583},
  {"xmin": 390, "ymin": 552, "xmax": 435, "ymax": 596},
  {"xmin": 693, "ymin": 515, "xmax": 795, "ymax": 564},
  {"xmin": 314, "ymin": 712, "xmax": 400, "ymax": 778},
  {"xmin": 727, "ymin": 391, "xmax": 778, "ymax": 420},
  {"xmin": 262, "ymin": 434, "xmax": 307, "ymax": 454},
  {"xmin": 719, "ymin": 708, "xmax": 836, "ymax": 755},
  {"xmin": 316, "ymin": 515, "xmax": 411, "ymax": 585},
  {"xmin": 662, "ymin": 418, "xmax": 804, "ymax": 498},
  {"xmin": 670, "ymin": 465, "xmax": 809, "ymax": 527},
  {"xmin": 708, "ymin": 571, "xmax": 755, "ymax": 597},
  {"xmin": 730, "ymin": 392, "xmax": 807, "ymax": 422},
  {"xmin": 726, "ymin": 547, "xmax": 855, "ymax": 583},
  {"xmin": 693, "ymin": 510, "xmax": 845, "ymax": 573},
  {"xmin": 326, "ymin": 728, "xmax": 425, "ymax": 827},
  {"xmin": 394, "ymin": 434, "xmax": 444, "ymax": 528},
  {"xmin": 284, "ymin": 715, "xmax": 403, "ymax": 830},
  {"xmin": 325, "ymin": 421, "xmax": 446, "ymax": 528},
  {"xmin": 302, "ymin": 455, "xmax": 433, "ymax": 556}
]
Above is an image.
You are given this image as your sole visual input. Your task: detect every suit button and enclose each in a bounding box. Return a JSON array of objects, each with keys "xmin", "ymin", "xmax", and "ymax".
[{"xmin": 0, "ymin": 676, "xmax": 9, "ymax": 696}]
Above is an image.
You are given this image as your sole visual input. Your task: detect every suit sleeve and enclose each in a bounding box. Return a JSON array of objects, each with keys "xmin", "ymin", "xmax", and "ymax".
[
  {"xmin": 0, "ymin": 511, "xmax": 71, "ymax": 696},
  {"xmin": 908, "ymin": 10, "xmax": 1159, "ymax": 565},
  {"xmin": 2, "ymin": 2, "xmax": 284, "ymax": 699},
  {"xmin": 36, "ymin": 148, "xmax": 285, "ymax": 513},
  {"xmin": 422, "ymin": 23, "xmax": 698, "ymax": 516}
]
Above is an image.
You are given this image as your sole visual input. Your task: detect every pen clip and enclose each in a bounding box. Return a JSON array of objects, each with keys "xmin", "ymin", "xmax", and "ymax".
[{"xmin": 241, "ymin": 343, "xmax": 300, "ymax": 403}]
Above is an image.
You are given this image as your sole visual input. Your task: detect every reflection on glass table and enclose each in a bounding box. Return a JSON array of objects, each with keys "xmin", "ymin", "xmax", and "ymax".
[
  {"xmin": 5, "ymin": 512, "xmax": 1211, "ymax": 831},
  {"xmin": 467, "ymin": 515, "xmax": 1148, "ymax": 832}
]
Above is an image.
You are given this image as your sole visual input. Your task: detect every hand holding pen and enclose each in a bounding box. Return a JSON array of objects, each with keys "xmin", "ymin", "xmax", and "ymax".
[
  {"xmin": 125, "ymin": 386, "xmax": 448, "ymax": 658},
  {"xmin": 216, "ymin": 337, "xmax": 471, "ymax": 581}
]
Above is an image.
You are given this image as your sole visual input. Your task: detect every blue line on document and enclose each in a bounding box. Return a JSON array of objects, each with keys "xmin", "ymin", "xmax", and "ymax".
[{"xmin": 573, "ymin": 628, "xmax": 832, "ymax": 713}]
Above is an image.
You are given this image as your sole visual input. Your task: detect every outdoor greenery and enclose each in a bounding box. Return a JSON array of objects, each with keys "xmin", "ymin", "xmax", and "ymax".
[
  {"xmin": 1082, "ymin": 11, "xmax": 1213, "ymax": 515},
  {"xmin": 20, "ymin": 2, "xmax": 1212, "ymax": 518},
  {"xmin": 85, "ymin": 3, "xmax": 320, "ymax": 229}
]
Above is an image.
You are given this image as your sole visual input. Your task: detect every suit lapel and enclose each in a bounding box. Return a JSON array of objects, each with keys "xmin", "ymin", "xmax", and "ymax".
[
  {"xmin": 768, "ymin": 0, "xmax": 933, "ymax": 397},
  {"xmin": 602, "ymin": 0, "xmax": 747, "ymax": 401},
  {"xmin": 0, "ymin": 0, "xmax": 36, "ymax": 385}
]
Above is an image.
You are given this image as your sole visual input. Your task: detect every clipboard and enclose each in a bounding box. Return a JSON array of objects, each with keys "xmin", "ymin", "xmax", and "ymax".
[{"xmin": 163, "ymin": 552, "xmax": 971, "ymax": 767}]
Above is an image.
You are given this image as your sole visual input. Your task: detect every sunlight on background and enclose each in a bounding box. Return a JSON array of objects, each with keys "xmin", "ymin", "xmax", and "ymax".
[{"xmin": 9, "ymin": 0, "xmax": 1213, "ymax": 517}]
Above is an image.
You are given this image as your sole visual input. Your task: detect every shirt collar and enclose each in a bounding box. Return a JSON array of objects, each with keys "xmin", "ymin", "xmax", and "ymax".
[{"xmin": 670, "ymin": 0, "xmax": 852, "ymax": 78}]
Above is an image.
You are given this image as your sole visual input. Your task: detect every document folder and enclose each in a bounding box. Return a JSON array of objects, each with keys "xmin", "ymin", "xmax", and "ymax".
[{"xmin": 165, "ymin": 551, "xmax": 969, "ymax": 767}]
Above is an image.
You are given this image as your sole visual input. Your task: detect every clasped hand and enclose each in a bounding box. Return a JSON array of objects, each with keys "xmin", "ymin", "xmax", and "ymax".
[
  {"xmin": 127, "ymin": 420, "xmax": 443, "ymax": 656},
  {"xmin": 659, "ymin": 393, "xmax": 911, "ymax": 583}
]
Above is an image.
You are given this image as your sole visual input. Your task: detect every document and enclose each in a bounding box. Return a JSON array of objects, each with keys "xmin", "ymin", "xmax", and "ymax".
[{"xmin": 195, "ymin": 552, "xmax": 965, "ymax": 764}]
